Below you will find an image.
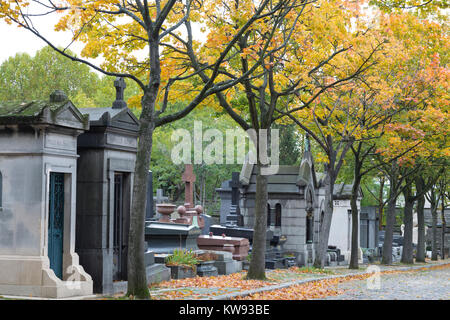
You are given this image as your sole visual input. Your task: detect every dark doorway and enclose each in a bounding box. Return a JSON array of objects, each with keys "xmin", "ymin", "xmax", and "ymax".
[
  {"xmin": 113, "ymin": 173, "xmax": 129, "ymax": 281},
  {"xmin": 48, "ymin": 172, "xmax": 65, "ymax": 279},
  {"xmin": 275, "ymin": 204, "xmax": 282, "ymax": 227}
]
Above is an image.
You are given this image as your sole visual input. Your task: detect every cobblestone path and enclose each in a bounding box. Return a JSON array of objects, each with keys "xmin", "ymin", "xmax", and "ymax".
[{"xmin": 323, "ymin": 265, "xmax": 450, "ymax": 300}]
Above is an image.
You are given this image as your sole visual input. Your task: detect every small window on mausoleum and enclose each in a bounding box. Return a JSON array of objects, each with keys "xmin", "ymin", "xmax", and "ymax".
[{"xmin": 275, "ymin": 203, "xmax": 282, "ymax": 227}]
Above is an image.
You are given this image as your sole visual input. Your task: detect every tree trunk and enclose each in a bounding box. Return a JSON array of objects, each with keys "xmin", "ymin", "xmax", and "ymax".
[
  {"xmin": 378, "ymin": 176, "xmax": 385, "ymax": 231},
  {"xmin": 246, "ymin": 163, "xmax": 268, "ymax": 279},
  {"xmin": 126, "ymin": 79, "xmax": 158, "ymax": 298},
  {"xmin": 431, "ymin": 202, "xmax": 438, "ymax": 261},
  {"xmin": 314, "ymin": 170, "xmax": 335, "ymax": 269},
  {"xmin": 441, "ymin": 196, "xmax": 446, "ymax": 259},
  {"xmin": 382, "ymin": 194, "xmax": 397, "ymax": 265},
  {"xmin": 401, "ymin": 195, "xmax": 414, "ymax": 264},
  {"xmin": 349, "ymin": 169, "xmax": 362, "ymax": 269},
  {"xmin": 127, "ymin": 38, "xmax": 162, "ymax": 299},
  {"xmin": 127, "ymin": 117, "xmax": 154, "ymax": 299},
  {"xmin": 416, "ymin": 194, "xmax": 426, "ymax": 262}
]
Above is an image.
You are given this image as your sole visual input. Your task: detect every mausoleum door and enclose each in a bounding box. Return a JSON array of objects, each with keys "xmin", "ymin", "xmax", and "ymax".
[
  {"xmin": 113, "ymin": 173, "xmax": 128, "ymax": 281},
  {"xmin": 48, "ymin": 172, "xmax": 65, "ymax": 279}
]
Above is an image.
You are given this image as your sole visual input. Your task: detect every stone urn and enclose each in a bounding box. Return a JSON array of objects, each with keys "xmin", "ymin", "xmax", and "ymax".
[{"xmin": 156, "ymin": 204, "xmax": 176, "ymax": 223}]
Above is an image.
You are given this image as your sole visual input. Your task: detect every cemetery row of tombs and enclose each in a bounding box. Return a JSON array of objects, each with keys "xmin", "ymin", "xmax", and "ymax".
[{"xmin": 0, "ymin": 79, "xmax": 444, "ymax": 299}]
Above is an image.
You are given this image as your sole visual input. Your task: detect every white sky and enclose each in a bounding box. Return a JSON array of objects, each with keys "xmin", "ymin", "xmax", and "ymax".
[
  {"xmin": 0, "ymin": 12, "xmax": 203, "ymax": 72},
  {"xmin": 0, "ymin": 13, "xmax": 87, "ymax": 64}
]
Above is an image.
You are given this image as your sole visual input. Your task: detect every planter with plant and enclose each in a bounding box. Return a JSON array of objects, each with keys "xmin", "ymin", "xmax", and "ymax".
[{"xmin": 165, "ymin": 249, "xmax": 200, "ymax": 279}]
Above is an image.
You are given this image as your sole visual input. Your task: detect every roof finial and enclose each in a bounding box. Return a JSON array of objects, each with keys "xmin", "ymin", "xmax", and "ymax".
[
  {"xmin": 112, "ymin": 77, "xmax": 127, "ymax": 109},
  {"xmin": 50, "ymin": 90, "xmax": 68, "ymax": 103}
]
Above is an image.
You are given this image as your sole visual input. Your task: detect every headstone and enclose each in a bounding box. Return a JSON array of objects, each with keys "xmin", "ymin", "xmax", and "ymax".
[
  {"xmin": 201, "ymin": 250, "xmax": 242, "ymax": 275},
  {"xmin": 196, "ymin": 261, "xmax": 219, "ymax": 277},
  {"xmin": 175, "ymin": 166, "xmax": 205, "ymax": 229},
  {"xmin": 216, "ymin": 180, "xmax": 232, "ymax": 225},
  {"xmin": 182, "ymin": 164, "xmax": 196, "ymax": 208},
  {"xmin": 201, "ymin": 214, "xmax": 213, "ymax": 235},
  {"xmin": 226, "ymin": 172, "xmax": 244, "ymax": 227},
  {"xmin": 146, "ymin": 171, "xmax": 154, "ymax": 220}
]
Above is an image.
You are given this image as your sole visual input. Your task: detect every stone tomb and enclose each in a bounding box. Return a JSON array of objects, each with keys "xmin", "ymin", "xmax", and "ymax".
[
  {"xmin": 197, "ymin": 234, "xmax": 250, "ymax": 261},
  {"xmin": 75, "ymin": 78, "xmax": 168, "ymax": 294},
  {"xmin": 360, "ymin": 206, "xmax": 380, "ymax": 250},
  {"xmin": 0, "ymin": 91, "xmax": 93, "ymax": 298},
  {"xmin": 145, "ymin": 222, "xmax": 201, "ymax": 253}
]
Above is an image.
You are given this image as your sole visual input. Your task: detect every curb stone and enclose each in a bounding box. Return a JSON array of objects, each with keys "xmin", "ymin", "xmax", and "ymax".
[{"xmin": 209, "ymin": 260, "xmax": 450, "ymax": 300}]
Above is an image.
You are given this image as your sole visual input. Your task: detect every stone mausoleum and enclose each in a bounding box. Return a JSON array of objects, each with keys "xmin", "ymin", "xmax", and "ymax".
[
  {"xmin": 76, "ymin": 78, "xmax": 169, "ymax": 294},
  {"xmin": 238, "ymin": 142, "xmax": 361, "ymax": 265},
  {"xmin": 0, "ymin": 91, "xmax": 93, "ymax": 298}
]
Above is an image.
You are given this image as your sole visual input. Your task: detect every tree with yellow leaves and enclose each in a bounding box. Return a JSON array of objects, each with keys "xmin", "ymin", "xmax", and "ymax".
[
  {"xmin": 0, "ymin": 0, "xmax": 287, "ymax": 298},
  {"xmin": 183, "ymin": 0, "xmax": 383, "ymax": 275}
]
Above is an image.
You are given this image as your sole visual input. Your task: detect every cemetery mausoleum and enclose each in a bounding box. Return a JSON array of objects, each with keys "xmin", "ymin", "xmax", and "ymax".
[
  {"xmin": 238, "ymin": 144, "xmax": 361, "ymax": 265},
  {"xmin": 0, "ymin": 91, "xmax": 93, "ymax": 298},
  {"xmin": 75, "ymin": 77, "xmax": 141, "ymax": 294}
]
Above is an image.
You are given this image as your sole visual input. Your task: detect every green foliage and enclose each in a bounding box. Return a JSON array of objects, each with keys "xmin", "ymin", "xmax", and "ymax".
[
  {"xmin": 369, "ymin": 0, "xmax": 449, "ymax": 18},
  {"xmin": 273, "ymin": 123, "xmax": 302, "ymax": 165},
  {"xmin": 0, "ymin": 46, "xmax": 141, "ymax": 110},
  {"xmin": 165, "ymin": 249, "xmax": 200, "ymax": 269},
  {"xmin": 150, "ymin": 105, "xmax": 242, "ymax": 209},
  {"xmin": 0, "ymin": 46, "xmax": 100, "ymax": 103}
]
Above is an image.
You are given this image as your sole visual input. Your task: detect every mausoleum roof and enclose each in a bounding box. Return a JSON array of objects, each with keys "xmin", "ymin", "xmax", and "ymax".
[
  {"xmin": 0, "ymin": 93, "xmax": 89, "ymax": 130},
  {"xmin": 79, "ymin": 107, "xmax": 139, "ymax": 132}
]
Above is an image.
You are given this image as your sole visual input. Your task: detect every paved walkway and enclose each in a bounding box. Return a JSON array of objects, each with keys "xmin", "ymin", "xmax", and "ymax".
[
  {"xmin": 323, "ymin": 265, "xmax": 450, "ymax": 300},
  {"xmin": 1, "ymin": 260, "xmax": 448, "ymax": 300},
  {"xmin": 147, "ymin": 260, "xmax": 450, "ymax": 300}
]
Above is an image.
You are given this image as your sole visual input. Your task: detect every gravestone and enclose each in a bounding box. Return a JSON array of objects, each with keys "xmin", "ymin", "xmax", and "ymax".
[
  {"xmin": 146, "ymin": 171, "xmax": 153, "ymax": 220},
  {"xmin": 76, "ymin": 78, "xmax": 168, "ymax": 294},
  {"xmin": 226, "ymin": 172, "xmax": 244, "ymax": 227},
  {"xmin": 216, "ymin": 180, "xmax": 232, "ymax": 225},
  {"xmin": 200, "ymin": 250, "xmax": 242, "ymax": 275},
  {"xmin": 174, "ymin": 165, "xmax": 205, "ymax": 228},
  {"xmin": 182, "ymin": 164, "xmax": 196, "ymax": 208},
  {"xmin": 0, "ymin": 91, "xmax": 93, "ymax": 298}
]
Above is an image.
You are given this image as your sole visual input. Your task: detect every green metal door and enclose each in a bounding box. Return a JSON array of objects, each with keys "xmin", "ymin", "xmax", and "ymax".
[{"xmin": 48, "ymin": 172, "xmax": 65, "ymax": 279}]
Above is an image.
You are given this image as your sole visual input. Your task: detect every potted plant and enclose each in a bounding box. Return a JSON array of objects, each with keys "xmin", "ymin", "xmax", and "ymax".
[{"xmin": 165, "ymin": 249, "xmax": 200, "ymax": 279}]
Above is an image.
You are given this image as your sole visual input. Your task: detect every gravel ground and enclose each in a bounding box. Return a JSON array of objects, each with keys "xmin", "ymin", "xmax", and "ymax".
[{"xmin": 323, "ymin": 266, "xmax": 450, "ymax": 300}]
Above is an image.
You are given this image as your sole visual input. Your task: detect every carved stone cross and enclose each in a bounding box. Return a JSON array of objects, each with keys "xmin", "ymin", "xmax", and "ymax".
[
  {"xmin": 182, "ymin": 164, "xmax": 196, "ymax": 208},
  {"xmin": 112, "ymin": 77, "xmax": 127, "ymax": 109},
  {"xmin": 305, "ymin": 133, "xmax": 311, "ymax": 152},
  {"xmin": 227, "ymin": 172, "xmax": 242, "ymax": 227},
  {"xmin": 230, "ymin": 172, "xmax": 240, "ymax": 206}
]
